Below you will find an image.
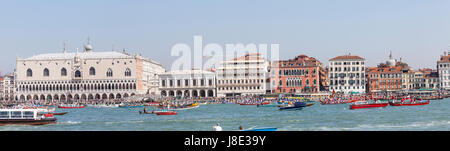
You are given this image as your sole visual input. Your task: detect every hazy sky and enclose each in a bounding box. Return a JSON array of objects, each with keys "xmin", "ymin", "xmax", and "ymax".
[{"xmin": 1, "ymin": 0, "xmax": 450, "ymax": 74}]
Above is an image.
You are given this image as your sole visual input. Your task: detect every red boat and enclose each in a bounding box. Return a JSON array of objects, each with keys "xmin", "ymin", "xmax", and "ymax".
[
  {"xmin": 350, "ymin": 101, "xmax": 388, "ymax": 110},
  {"xmin": 156, "ymin": 111, "xmax": 178, "ymax": 115},
  {"xmin": 389, "ymin": 100, "xmax": 430, "ymax": 106},
  {"xmin": 57, "ymin": 105, "xmax": 85, "ymax": 109}
]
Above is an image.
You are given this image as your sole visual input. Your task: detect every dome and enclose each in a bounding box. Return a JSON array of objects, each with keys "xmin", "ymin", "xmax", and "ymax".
[
  {"xmin": 386, "ymin": 59, "xmax": 396, "ymax": 66},
  {"xmin": 386, "ymin": 51, "xmax": 395, "ymax": 66},
  {"xmin": 84, "ymin": 44, "xmax": 93, "ymax": 52}
]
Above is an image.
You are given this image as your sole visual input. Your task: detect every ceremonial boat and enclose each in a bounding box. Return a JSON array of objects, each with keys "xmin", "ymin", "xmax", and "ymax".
[
  {"xmin": 389, "ymin": 100, "xmax": 430, "ymax": 106},
  {"xmin": 349, "ymin": 101, "xmax": 388, "ymax": 110}
]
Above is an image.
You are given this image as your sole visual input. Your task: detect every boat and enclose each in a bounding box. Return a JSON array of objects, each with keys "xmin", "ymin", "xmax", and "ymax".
[
  {"xmin": 242, "ymin": 127, "xmax": 278, "ymax": 131},
  {"xmin": 57, "ymin": 104, "xmax": 85, "ymax": 109},
  {"xmin": 349, "ymin": 101, "xmax": 388, "ymax": 110},
  {"xmin": 306, "ymin": 103, "xmax": 315, "ymax": 107},
  {"xmin": 156, "ymin": 111, "xmax": 178, "ymax": 115},
  {"xmin": 38, "ymin": 112, "xmax": 68, "ymax": 116},
  {"xmin": 389, "ymin": 100, "xmax": 430, "ymax": 106},
  {"xmin": 0, "ymin": 109, "xmax": 57, "ymax": 126},
  {"xmin": 53, "ymin": 112, "xmax": 68, "ymax": 115},
  {"xmin": 279, "ymin": 102, "xmax": 307, "ymax": 111}
]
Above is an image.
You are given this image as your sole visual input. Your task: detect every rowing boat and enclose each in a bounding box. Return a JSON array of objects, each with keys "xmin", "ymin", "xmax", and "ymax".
[
  {"xmin": 389, "ymin": 100, "xmax": 430, "ymax": 106},
  {"xmin": 156, "ymin": 111, "xmax": 178, "ymax": 115},
  {"xmin": 350, "ymin": 101, "xmax": 388, "ymax": 110}
]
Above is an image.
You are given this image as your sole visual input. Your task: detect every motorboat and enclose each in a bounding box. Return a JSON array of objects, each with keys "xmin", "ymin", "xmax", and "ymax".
[
  {"xmin": 279, "ymin": 102, "xmax": 307, "ymax": 111},
  {"xmin": 0, "ymin": 109, "xmax": 57, "ymax": 126}
]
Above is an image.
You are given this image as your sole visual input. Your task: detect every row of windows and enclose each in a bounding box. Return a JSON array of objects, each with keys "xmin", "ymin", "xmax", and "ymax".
[
  {"xmin": 279, "ymin": 69, "xmax": 316, "ymax": 76},
  {"xmin": 369, "ymin": 73, "xmax": 402, "ymax": 78},
  {"xmin": 161, "ymin": 79, "xmax": 214, "ymax": 87},
  {"xmin": 330, "ymin": 67, "xmax": 364, "ymax": 72},
  {"xmin": 218, "ymin": 79, "xmax": 264, "ymax": 85},
  {"xmin": 330, "ymin": 86, "xmax": 365, "ymax": 90},
  {"xmin": 17, "ymin": 82, "xmax": 137, "ymax": 92},
  {"xmin": 280, "ymin": 79, "xmax": 316, "ymax": 87},
  {"xmin": 330, "ymin": 80, "xmax": 365, "ymax": 86},
  {"xmin": 18, "ymin": 80, "xmax": 135, "ymax": 85},
  {"xmin": 331, "ymin": 61, "xmax": 364, "ymax": 66},
  {"xmin": 439, "ymin": 63, "xmax": 450, "ymax": 68},
  {"xmin": 26, "ymin": 68, "xmax": 132, "ymax": 78},
  {"xmin": 330, "ymin": 73, "xmax": 364, "ymax": 78},
  {"xmin": 217, "ymin": 86, "xmax": 263, "ymax": 91}
]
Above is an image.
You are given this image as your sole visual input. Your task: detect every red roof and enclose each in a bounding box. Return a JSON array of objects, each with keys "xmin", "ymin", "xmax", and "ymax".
[{"xmin": 329, "ymin": 55, "xmax": 364, "ymax": 61}]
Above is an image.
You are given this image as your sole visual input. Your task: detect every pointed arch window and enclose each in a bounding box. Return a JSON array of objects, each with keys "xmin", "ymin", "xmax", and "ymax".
[
  {"xmin": 61, "ymin": 68, "xmax": 67, "ymax": 76},
  {"xmin": 26, "ymin": 69, "xmax": 33, "ymax": 77},
  {"xmin": 43, "ymin": 68, "xmax": 50, "ymax": 77},
  {"xmin": 107, "ymin": 69, "xmax": 113, "ymax": 77},
  {"xmin": 89, "ymin": 67, "xmax": 96, "ymax": 76},
  {"xmin": 75, "ymin": 70, "xmax": 82, "ymax": 78},
  {"xmin": 125, "ymin": 68, "xmax": 131, "ymax": 77}
]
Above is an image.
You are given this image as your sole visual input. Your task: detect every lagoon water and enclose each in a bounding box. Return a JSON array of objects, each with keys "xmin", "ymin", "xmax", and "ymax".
[{"xmin": 1, "ymin": 99, "xmax": 449, "ymax": 131}]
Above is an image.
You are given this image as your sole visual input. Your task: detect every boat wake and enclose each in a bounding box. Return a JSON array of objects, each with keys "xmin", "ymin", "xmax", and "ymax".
[{"xmin": 59, "ymin": 121, "xmax": 82, "ymax": 125}]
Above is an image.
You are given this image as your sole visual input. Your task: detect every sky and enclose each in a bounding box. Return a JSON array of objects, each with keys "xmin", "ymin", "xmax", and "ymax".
[{"xmin": 1, "ymin": 0, "xmax": 450, "ymax": 74}]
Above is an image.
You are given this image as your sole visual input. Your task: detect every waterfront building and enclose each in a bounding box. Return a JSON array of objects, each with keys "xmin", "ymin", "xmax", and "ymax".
[
  {"xmin": 366, "ymin": 53, "xmax": 410, "ymax": 94},
  {"xmin": 0, "ymin": 72, "xmax": 2, "ymax": 100},
  {"xmin": 411, "ymin": 68, "xmax": 440, "ymax": 90},
  {"xmin": 158, "ymin": 69, "xmax": 216, "ymax": 98},
  {"xmin": 328, "ymin": 54, "xmax": 366, "ymax": 95},
  {"xmin": 270, "ymin": 55, "xmax": 324, "ymax": 93},
  {"xmin": 15, "ymin": 41, "xmax": 165, "ymax": 101},
  {"xmin": 216, "ymin": 53, "xmax": 269, "ymax": 97},
  {"xmin": 437, "ymin": 51, "xmax": 450, "ymax": 91},
  {"xmin": 1, "ymin": 74, "xmax": 14, "ymax": 101}
]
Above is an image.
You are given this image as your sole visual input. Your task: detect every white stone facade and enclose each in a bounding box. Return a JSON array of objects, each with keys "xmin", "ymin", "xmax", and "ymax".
[
  {"xmin": 328, "ymin": 55, "xmax": 366, "ymax": 95},
  {"xmin": 216, "ymin": 53, "xmax": 269, "ymax": 97},
  {"xmin": 1, "ymin": 74, "xmax": 15, "ymax": 101},
  {"xmin": 15, "ymin": 48, "xmax": 165, "ymax": 101},
  {"xmin": 158, "ymin": 70, "xmax": 216, "ymax": 98}
]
